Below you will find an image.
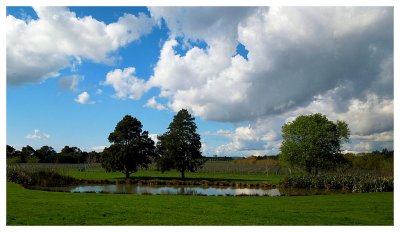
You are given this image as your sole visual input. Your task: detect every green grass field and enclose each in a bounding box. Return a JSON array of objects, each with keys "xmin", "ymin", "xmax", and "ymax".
[
  {"xmin": 6, "ymin": 163, "xmax": 394, "ymax": 225},
  {"xmin": 7, "ymin": 182, "xmax": 393, "ymax": 225}
]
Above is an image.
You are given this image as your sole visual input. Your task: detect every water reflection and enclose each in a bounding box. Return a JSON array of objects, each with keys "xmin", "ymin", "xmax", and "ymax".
[{"xmin": 69, "ymin": 184, "xmax": 282, "ymax": 196}]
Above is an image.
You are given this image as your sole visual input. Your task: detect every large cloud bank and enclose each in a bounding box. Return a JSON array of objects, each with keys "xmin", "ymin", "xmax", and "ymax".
[
  {"xmin": 145, "ymin": 7, "xmax": 393, "ymax": 154},
  {"xmin": 7, "ymin": 6, "xmax": 155, "ymax": 85}
]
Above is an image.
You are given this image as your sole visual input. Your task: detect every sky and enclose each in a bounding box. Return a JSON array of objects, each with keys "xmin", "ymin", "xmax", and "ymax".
[{"xmin": 6, "ymin": 6, "xmax": 394, "ymax": 156}]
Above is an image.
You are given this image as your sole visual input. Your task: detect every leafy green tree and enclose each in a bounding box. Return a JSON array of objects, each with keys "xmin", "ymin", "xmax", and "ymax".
[
  {"xmin": 20, "ymin": 145, "xmax": 36, "ymax": 163},
  {"xmin": 6, "ymin": 145, "xmax": 16, "ymax": 157},
  {"xmin": 59, "ymin": 146, "xmax": 83, "ymax": 163},
  {"xmin": 6, "ymin": 145, "xmax": 22, "ymax": 163},
  {"xmin": 280, "ymin": 113, "xmax": 350, "ymax": 175},
  {"xmin": 157, "ymin": 109, "xmax": 204, "ymax": 179},
  {"xmin": 101, "ymin": 115, "xmax": 156, "ymax": 179},
  {"xmin": 36, "ymin": 145, "xmax": 57, "ymax": 163}
]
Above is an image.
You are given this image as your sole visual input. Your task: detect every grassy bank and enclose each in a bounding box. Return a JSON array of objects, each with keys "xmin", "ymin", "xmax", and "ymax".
[
  {"xmin": 7, "ymin": 182, "xmax": 393, "ymax": 225},
  {"xmin": 12, "ymin": 163, "xmax": 283, "ymax": 184}
]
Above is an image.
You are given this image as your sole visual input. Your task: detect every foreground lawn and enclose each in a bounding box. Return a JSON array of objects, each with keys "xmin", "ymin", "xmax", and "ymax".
[{"xmin": 7, "ymin": 182, "xmax": 393, "ymax": 225}]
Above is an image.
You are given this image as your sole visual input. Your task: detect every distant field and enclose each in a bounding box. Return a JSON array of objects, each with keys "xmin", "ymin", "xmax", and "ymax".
[{"xmin": 7, "ymin": 182, "xmax": 393, "ymax": 225}]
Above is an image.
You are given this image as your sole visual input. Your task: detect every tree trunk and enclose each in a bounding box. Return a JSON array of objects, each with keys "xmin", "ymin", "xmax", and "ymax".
[
  {"xmin": 181, "ymin": 170, "xmax": 185, "ymax": 180},
  {"xmin": 124, "ymin": 165, "xmax": 131, "ymax": 179},
  {"xmin": 306, "ymin": 164, "xmax": 312, "ymax": 174}
]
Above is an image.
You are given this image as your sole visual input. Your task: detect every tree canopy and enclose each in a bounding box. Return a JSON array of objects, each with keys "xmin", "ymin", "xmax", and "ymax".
[
  {"xmin": 156, "ymin": 109, "xmax": 204, "ymax": 179},
  {"xmin": 36, "ymin": 146, "xmax": 57, "ymax": 163},
  {"xmin": 280, "ymin": 113, "xmax": 350, "ymax": 175},
  {"xmin": 101, "ymin": 115, "xmax": 156, "ymax": 179}
]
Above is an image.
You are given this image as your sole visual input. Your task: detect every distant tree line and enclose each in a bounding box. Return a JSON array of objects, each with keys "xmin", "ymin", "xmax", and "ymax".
[
  {"xmin": 6, "ymin": 145, "xmax": 101, "ymax": 164},
  {"xmin": 343, "ymin": 149, "xmax": 393, "ymax": 176}
]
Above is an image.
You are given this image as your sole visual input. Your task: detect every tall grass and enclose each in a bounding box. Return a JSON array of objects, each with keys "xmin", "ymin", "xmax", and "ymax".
[
  {"xmin": 281, "ymin": 174, "xmax": 393, "ymax": 193},
  {"xmin": 7, "ymin": 164, "xmax": 78, "ymax": 187}
]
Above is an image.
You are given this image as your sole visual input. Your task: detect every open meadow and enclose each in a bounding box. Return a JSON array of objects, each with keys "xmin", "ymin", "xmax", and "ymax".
[{"xmin": 6, "ymin": 162, "xmax": 394, "ymax": 225}]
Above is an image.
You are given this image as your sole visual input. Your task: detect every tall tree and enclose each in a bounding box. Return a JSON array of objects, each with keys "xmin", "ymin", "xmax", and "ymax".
[
  {"xmin": 36, "ymin": 145, "xmax": 57, "ymax": 163},
  {"xmin": 101, "ymin": 115, "xmax": 156, "ymax": 179},
  {"xmin": 20, "ymin": 145, "xmax": 36, "ymax": 163},
  {"xmin": 6, "ymin": 145, "xmax": 16, "ymax": 157},
  {"xmin": 157, "ymin": 109, "xmax": 204, "ymax": 179},
  {"xmin": 59, "ymin": 146, "xmax": 83, "ymax": 163},
  {"xmin": 280, "ymin": 113, "xmax": 350, "ymax": 175}
]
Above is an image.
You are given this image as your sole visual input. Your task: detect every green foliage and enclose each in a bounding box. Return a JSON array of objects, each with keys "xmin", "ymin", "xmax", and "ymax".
[
  {"xmin": 281, "ymin": 174, "xmax": 393, "ymax": 193},
  {"xmin": 280, "ymin": 113, "xmax": 350, "ymax": 174},
  {"xmin": 156, "ymin": 109, "xmax": 204, "ymax": 179},
  {"xmin": 101, "ymin": 115, "xmax": 156, "ymax": 178},
  {"xmin": 7, "ymin": 165, "xmax": 78, "ymax": 187},
  {"xmin": 36, "ymin": 146, "xmax": 57, "ymax": 163},
  {"xmin": 7, "ymin": 145, "xmax": 17, "ymax": 157},
  {"xmin": 59, "ymin": 146, "xmax": 86, "ymax": 163},
  {"xmin": 20, "ymin": 145, "xmax": 36, "ymax": 163},
  {"xmin": 344, "ymin": 149, "xmax": 394, "ymax": 176}
]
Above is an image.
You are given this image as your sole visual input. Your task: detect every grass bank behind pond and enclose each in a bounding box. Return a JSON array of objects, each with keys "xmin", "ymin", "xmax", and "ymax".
[
  {"xmin": 16, "ymin": 163, "xmax": 283, "ymax": 184},
  {"xmin": 7, "ymin": 182, "xmax": 393, "ymax": 225}
]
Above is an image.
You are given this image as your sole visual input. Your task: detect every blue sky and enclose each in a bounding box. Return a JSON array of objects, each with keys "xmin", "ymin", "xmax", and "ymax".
[{"xmin": 6, "ymin": 6, "xmax": 394, "ymax": 155}]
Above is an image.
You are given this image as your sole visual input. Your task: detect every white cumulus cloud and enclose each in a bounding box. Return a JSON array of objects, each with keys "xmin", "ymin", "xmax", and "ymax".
[
  {"xmin": 26, "ymin": 129, "xmax": 50, "ymax": 140},
  {"xmin": 75, "ymin": 91, "xmax": 94, "ymax": 104},
  {"xmin": 144, "ymin": 96, "xmax": 167, "ymax": 110},
  {"xmin": 146, "ymin": 7, "xmax": 393, "ymax": 123},
  {"xmin": 102, "ymin": 67, "xmax": 149, "ymax": 100}
]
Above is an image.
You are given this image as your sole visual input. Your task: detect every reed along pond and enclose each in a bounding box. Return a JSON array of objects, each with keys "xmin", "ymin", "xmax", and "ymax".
[{"xmin": 46, "ymin": 184, "xmax": 347, "ymax": 196}]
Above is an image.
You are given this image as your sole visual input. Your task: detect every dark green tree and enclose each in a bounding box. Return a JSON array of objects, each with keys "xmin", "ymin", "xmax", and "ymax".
[
  {"xmin": 20, "ymin": 145, "xmax": 36, "ymax": 163},
  {"xmin": 280, "ymin": 113, "xmax": 350, "ymax": 175},
  {"xmin": 59, "ymin": 146, "xmax": 83, "ymax": 163},
  {"xmin": 156, "ymin": 109, "xmax": 204, "ymax": 179},
  {"xmin": 6, "ymin": 145, "xmax": 16, "ymax": 157},
  {"xmin": 36, "ymin": 145, "xmax": 57, "ymax": 163},
  {"xmin": 101, "ymin": 115, "xmax": 156, "ymax": 179},
  {"xmin": 6, "ymin": 145, "xmax": 22, "ymax": 162}
]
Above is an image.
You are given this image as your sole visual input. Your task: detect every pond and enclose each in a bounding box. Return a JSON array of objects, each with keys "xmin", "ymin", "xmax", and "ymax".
[
  {"xmin": 49, "ymin": 184, "xmax": 347, "ymax": 196},
  {"xmin": 67, "ymin": 184, "xmax": 282, "ymax": 196}
]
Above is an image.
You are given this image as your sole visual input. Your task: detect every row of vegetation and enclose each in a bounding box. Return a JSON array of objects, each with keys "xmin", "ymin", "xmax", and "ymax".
[
  {"xmin": 7, "ymin": 145, "xmax": 393, "ymax": 177},
  {"xmin": 7, "ymin": 145, "xmax": 101, "ymax": 164},
  {"xmin": 281, "ymin": 174, "xmax": 393, "ymax": 193}
]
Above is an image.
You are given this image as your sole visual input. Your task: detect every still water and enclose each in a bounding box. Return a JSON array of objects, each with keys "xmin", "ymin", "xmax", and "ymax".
[{"xmin": 68, "ymin": 184, "xmax": 281, "ymax": 196}]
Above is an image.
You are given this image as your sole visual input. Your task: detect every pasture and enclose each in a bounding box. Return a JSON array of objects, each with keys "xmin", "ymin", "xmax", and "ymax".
[
  {"xmin": 6, "ymin": 162, "xmax": 394, "ymax": 225},
  {"xmin": 6, "ymin": 182, "xmax": 393, "ymax": 225}
]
